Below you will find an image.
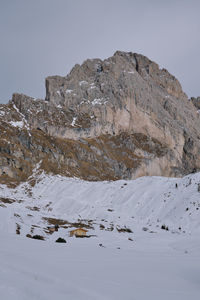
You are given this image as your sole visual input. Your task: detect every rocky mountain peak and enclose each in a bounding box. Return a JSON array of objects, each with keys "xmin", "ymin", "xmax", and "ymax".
[
  {"xmin": 45, "ymin": 50, "xmax": 187, "ymax": 108},
  {"xmin": 0, "ymin": 51, "xmax": 200, "ymax": 185}
]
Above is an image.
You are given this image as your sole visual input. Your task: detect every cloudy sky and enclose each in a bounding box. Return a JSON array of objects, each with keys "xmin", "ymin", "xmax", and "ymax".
[{"xmin": 0, "ymin": 0, "xmax": 200, "ymax": 103}]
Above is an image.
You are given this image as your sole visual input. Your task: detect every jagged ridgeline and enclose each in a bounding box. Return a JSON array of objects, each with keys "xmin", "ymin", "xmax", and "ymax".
[{"xmin": 0, "ymin": 51, "xmax": 200, "ymax": 185}]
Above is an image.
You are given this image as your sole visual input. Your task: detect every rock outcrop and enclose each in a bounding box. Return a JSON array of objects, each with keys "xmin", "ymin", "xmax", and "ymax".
[
  {"xmin": 0, "ymin": 51, "xmax": 200, "ymax": 185},
  {"xmin": 191, "ymin": 96, "xmax": 200, "ymax": 110}
]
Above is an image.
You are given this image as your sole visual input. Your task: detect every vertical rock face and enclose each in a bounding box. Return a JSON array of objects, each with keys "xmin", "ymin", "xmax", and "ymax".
[
  {"xmin": 191, "ymin": 97, "xmax": 200, "ymax": 110},
  {"xmin": 0, "ymin": 51, "xmax": 200, "ymax": 184}
]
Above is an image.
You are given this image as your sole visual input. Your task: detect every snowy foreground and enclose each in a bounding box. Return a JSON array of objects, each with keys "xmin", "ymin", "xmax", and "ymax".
[{"xmin": 0, "ymin": 172, "xmax": 200, "ymax": 299}]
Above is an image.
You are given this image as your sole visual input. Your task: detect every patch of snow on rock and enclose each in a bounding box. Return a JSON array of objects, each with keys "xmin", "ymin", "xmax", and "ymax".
[
  {"xmin": 9, "ymin": 121, "xmax": 24, "ymax": 128},
  {"xmin": 79, "ymin": 81, "xmax": 88, "ymax": 86},
  {"xmin": 0, "ymin": 111, "xmax": 5, "ymax": 117},
  {"xmin": 71, "ymin": 117, "xmax": 77, "ymax": 127},
  {"xmin": 66, "ymin": 89, "xmax": 73, "ymax": 94},
  {"xmin": 91, "ymin": 98, "xmax": 106, "ymax": 106}
]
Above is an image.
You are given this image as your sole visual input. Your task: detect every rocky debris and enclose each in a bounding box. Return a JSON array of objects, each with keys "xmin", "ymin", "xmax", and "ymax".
[
  {"xmin": 0, "ymin": 51, "xmax": 200, "ymax": 184},
  {"xmin": 55, "ymin": 238, "xmax": 66, "ymax": 243},
  {"xmin": 190, "ymin": 96, "xmax": 200, "ymax": 110}
]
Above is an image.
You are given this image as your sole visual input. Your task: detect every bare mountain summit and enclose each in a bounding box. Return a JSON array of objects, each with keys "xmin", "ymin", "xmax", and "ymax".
[{"xmin": 0, "ymin": 51, "xmax": 200, "ymax": 185}]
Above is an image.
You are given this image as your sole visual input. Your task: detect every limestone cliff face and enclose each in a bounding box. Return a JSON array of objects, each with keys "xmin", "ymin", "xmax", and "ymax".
[{"xmin": 1, "ymin": 51, "xmax": 200, "ymax": 184}]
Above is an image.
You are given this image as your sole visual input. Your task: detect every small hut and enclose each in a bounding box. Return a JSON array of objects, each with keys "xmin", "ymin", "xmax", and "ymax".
[{"xmin": 69, "ymin": 228, "xmax": 88, "ymax": 237}]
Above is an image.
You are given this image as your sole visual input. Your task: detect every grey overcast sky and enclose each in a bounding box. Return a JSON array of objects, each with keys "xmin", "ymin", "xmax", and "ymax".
[{"xmin": 0, "ymin": 0, "xmax": 200, "ymax": 103}]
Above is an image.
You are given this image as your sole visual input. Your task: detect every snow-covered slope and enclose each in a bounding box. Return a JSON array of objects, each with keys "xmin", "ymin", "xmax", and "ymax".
[
  {"xmin": 1, "ymin": 172, "xmax": 200, "ymax": 241},
  {"xmin": 1, "ymin": 173, "xmax": 200, "ymax": 300},
  {"xmin": 1, "ymin": 230, "xmax": 200, "ymax": 300}
]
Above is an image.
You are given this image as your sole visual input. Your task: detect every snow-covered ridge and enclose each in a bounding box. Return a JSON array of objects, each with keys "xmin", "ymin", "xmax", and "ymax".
[{"xmin": 0, "ymin": 172, "xmax": 200, "ymax": 241}]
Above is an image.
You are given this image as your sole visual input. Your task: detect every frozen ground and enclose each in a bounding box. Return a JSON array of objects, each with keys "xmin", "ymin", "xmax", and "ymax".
[{"xmin": 0, "ymin": 172, "xmax": 200, "ymax": 299}]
